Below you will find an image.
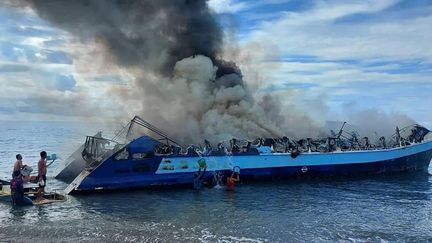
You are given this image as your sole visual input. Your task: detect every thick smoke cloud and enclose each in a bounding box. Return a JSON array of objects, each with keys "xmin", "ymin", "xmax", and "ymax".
[
  {"xmin": 111, "ymin": 55, "xmax": 323, "ymax": 144},
  {"xmin": 7, "ymin": 0, "xmax": 417, "ymax": 145},
  {"xmin": 16, "ymin": 0, "xmax": 238, "ymax": 77},
  {"xmin": 10, "ymin": 0, "xmax": 323, "ymax": 144}
]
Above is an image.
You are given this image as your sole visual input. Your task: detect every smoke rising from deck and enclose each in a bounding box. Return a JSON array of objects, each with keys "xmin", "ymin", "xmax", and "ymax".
[
  {"xmin": 8, "ymin": 0, "xmax": 418, "ymax": 144},
  {"xmin": 10, "ymin": 0, "xmax": 323, "ymax": 144}
]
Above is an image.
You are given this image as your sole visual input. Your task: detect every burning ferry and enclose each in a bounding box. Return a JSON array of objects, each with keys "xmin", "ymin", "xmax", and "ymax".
[{"xmin": 56, "ymin": 116, "xmax": 432, "ymax": 194}]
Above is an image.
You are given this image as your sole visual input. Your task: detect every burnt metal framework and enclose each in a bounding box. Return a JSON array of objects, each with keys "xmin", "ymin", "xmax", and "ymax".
[
  {"xmin": 81, "ymin": 115, "xmax": 431, "ymax": 161},
  {"xmin": 125, "ymin": 116, "xmax": 179, "ymax": 146},
  {"xmin": 81, "ymin": 116, "xmax": 180, "ymax": 164},
  {"xmin": 82, "ymin": 135, "xmax": 120, "ymax": 164}
]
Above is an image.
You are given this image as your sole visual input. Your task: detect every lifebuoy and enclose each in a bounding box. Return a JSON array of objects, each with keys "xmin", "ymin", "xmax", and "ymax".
[{"xmin": 301, "ymin": 166, "xmax": 308, "ymax": 173}]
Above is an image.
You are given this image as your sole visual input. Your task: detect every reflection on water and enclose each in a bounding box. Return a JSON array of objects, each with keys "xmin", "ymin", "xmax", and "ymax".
[{"xmin": 1, "ymin": 121, "xmax": 432, "ymax": 242}]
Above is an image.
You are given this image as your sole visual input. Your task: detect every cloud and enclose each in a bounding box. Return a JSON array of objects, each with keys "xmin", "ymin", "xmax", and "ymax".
[
  {"xmin": 0, "ymin": 5, "xmax": 72, "ymax": 66},
  {"xmin": 208, "ymin": 0, "xmax": 248, "ymax": 14},
  {"xmin": 246, "ymin": 0, "xmax": 432, "ymax": 61},
  {"xmin": 0, "ymin": 103, "xmax": 14, "ymax": 114},
  {"xmin": 235, "ymin": 0, "xmax": 432, "ymax": 125},
  {"xmin": 55, "ymin": 74, "xmax": 76, "ymax": 91},
  {"xmin": 0, "ymin": 63, "xmax": 31, "ymax": 72},
  {"xmin": 208, "ymin": 0, "xmax": 293, "ymax": 14},
  {"xmin": 0, "ymin": 5, "xmax": 115, "ymax": 120}
]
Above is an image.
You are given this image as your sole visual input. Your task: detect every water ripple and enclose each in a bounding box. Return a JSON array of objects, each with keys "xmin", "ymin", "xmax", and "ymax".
[{"xmin": 1, "ymin": 121, "xmax": 432, "ymax": 242}]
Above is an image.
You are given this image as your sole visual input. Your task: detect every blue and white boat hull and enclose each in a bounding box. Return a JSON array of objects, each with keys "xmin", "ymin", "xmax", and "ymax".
[{"xmin": 65, "ymin": 137, "xmax": 432, "ymax": 193}]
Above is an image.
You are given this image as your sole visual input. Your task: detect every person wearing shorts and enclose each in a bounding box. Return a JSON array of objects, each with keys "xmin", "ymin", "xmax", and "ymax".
[{"xmin": 36, "ymin": 151, "xmax": 47, "ymax": 202}]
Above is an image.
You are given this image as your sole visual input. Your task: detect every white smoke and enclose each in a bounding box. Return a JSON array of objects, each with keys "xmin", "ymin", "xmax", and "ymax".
[{"xmin": 109, "ymin": 55, "xmax": 324, "ymax": 145}]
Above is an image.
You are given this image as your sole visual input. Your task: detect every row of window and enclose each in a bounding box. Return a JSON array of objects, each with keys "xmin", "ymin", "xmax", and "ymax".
[
  {"xmin": 114, "ymin": 163, "xmax": 152, "ymax": 174},
  {"xmin": 113, "ymin": 148, "xmax": 154, "ymax": 174},
  {"xmin": 114, "ymin": 148, "xmax": 154, "ymax": 161}
]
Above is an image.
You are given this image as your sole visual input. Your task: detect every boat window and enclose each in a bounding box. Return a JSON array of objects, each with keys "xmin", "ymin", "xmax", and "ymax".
[
  {"xmin": 132, "ymin": 152, "xmax": 153, "ymax": 160},
  {"xmin": 179, "ymin": 161, "xmax": 188, "ymax": 169},
  {"xmin": 115, "ymin": 148, "xmax": 129, "ymax": 160},
  {"xmin": 161, "ymin": 160, "xmax": 175, "ymax": 170}
]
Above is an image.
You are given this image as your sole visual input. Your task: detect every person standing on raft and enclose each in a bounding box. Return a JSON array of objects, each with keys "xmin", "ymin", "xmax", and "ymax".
[
  {"xmin": 36, "ymin": 151, "xmax": 47, "ymax": 202},
  {"xmin": 12, "ymin": 154, "xmax": 26, "ymax": 177}
]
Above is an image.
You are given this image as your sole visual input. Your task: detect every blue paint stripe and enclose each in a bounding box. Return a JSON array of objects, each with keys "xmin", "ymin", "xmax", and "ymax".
[{"xmin": 155, "ymin": 140, "xmax": 432, "ymax": 174}]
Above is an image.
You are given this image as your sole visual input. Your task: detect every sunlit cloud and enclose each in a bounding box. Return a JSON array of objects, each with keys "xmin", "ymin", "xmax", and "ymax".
[{"xmin": 0, "ymin": 0, "xmax": 431, "ymax": 126}]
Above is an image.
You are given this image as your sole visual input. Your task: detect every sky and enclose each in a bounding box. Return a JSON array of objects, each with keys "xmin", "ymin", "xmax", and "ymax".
[{"xmin": 0, "ymin": 0, "xmax": 431, "ymax": 126}]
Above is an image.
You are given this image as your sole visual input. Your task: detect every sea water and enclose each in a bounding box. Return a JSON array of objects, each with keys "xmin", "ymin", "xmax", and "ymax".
[{"xmin": 1, "ymin": 120, "xmax": 432, "ymax": 242}]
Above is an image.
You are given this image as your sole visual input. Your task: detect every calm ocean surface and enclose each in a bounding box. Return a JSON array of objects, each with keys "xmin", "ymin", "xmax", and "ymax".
[{"xmin": 0, "ymin": 120, "xmax": 432, "ymax": 242}]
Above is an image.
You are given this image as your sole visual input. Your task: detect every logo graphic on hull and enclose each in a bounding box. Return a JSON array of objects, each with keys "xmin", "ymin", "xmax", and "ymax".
[{"xmin": 301, "ymin": 166, "xmax": 308, "ymax": 173}]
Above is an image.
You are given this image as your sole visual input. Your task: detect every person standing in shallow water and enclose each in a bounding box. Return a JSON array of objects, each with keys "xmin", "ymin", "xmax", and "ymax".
[
  {"xmin": 193, "ymin": 165, "xmax": 207, "ymax": 190},
  {"xmin": 36, "ymin": 151, "xmax": 47, "ymax": 201},
  {"xmin": 10, "ymin": 171, "xmax": 33, "ymax": 206},
  {"xmin": 226, "ymin": 172, "xmax": 240, "ymax": 191}
]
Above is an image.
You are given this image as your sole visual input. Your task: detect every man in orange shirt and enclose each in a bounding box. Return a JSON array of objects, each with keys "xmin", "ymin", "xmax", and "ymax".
[{"xmin": 226, "ymin": 172, "xmax": 239, "ymax": 191}]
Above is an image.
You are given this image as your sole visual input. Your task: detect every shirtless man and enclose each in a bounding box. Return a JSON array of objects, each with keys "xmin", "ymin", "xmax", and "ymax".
[
  {"xmin": 12, "ymin": 154, "xmax": 25, "ymax": 177},
  {"xmin": 36, "ymin": 151, "xmax": 47, "ymax": 201}
]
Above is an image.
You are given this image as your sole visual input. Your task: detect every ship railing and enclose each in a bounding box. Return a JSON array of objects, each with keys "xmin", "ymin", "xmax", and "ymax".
[
  {"xmin": 390, "ymin": 124, "xmax": 430, "ymax": 145},
  {"xmin": 117, "ymin": 115, "xmax": 179, "ymax": 146},
  {"xmin": 82, "ymin": 135, "xmax": 124, "ymax": 167}
]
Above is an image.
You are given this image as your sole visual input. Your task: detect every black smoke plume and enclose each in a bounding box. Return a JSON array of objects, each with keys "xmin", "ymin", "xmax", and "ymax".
[
  {"xmin": 18, "ymin": 0, "xmax": 239, "ymax": 77},
  {"xmin": 8, "ymin": 0, "xmax": 324, "ymax": 144}
]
